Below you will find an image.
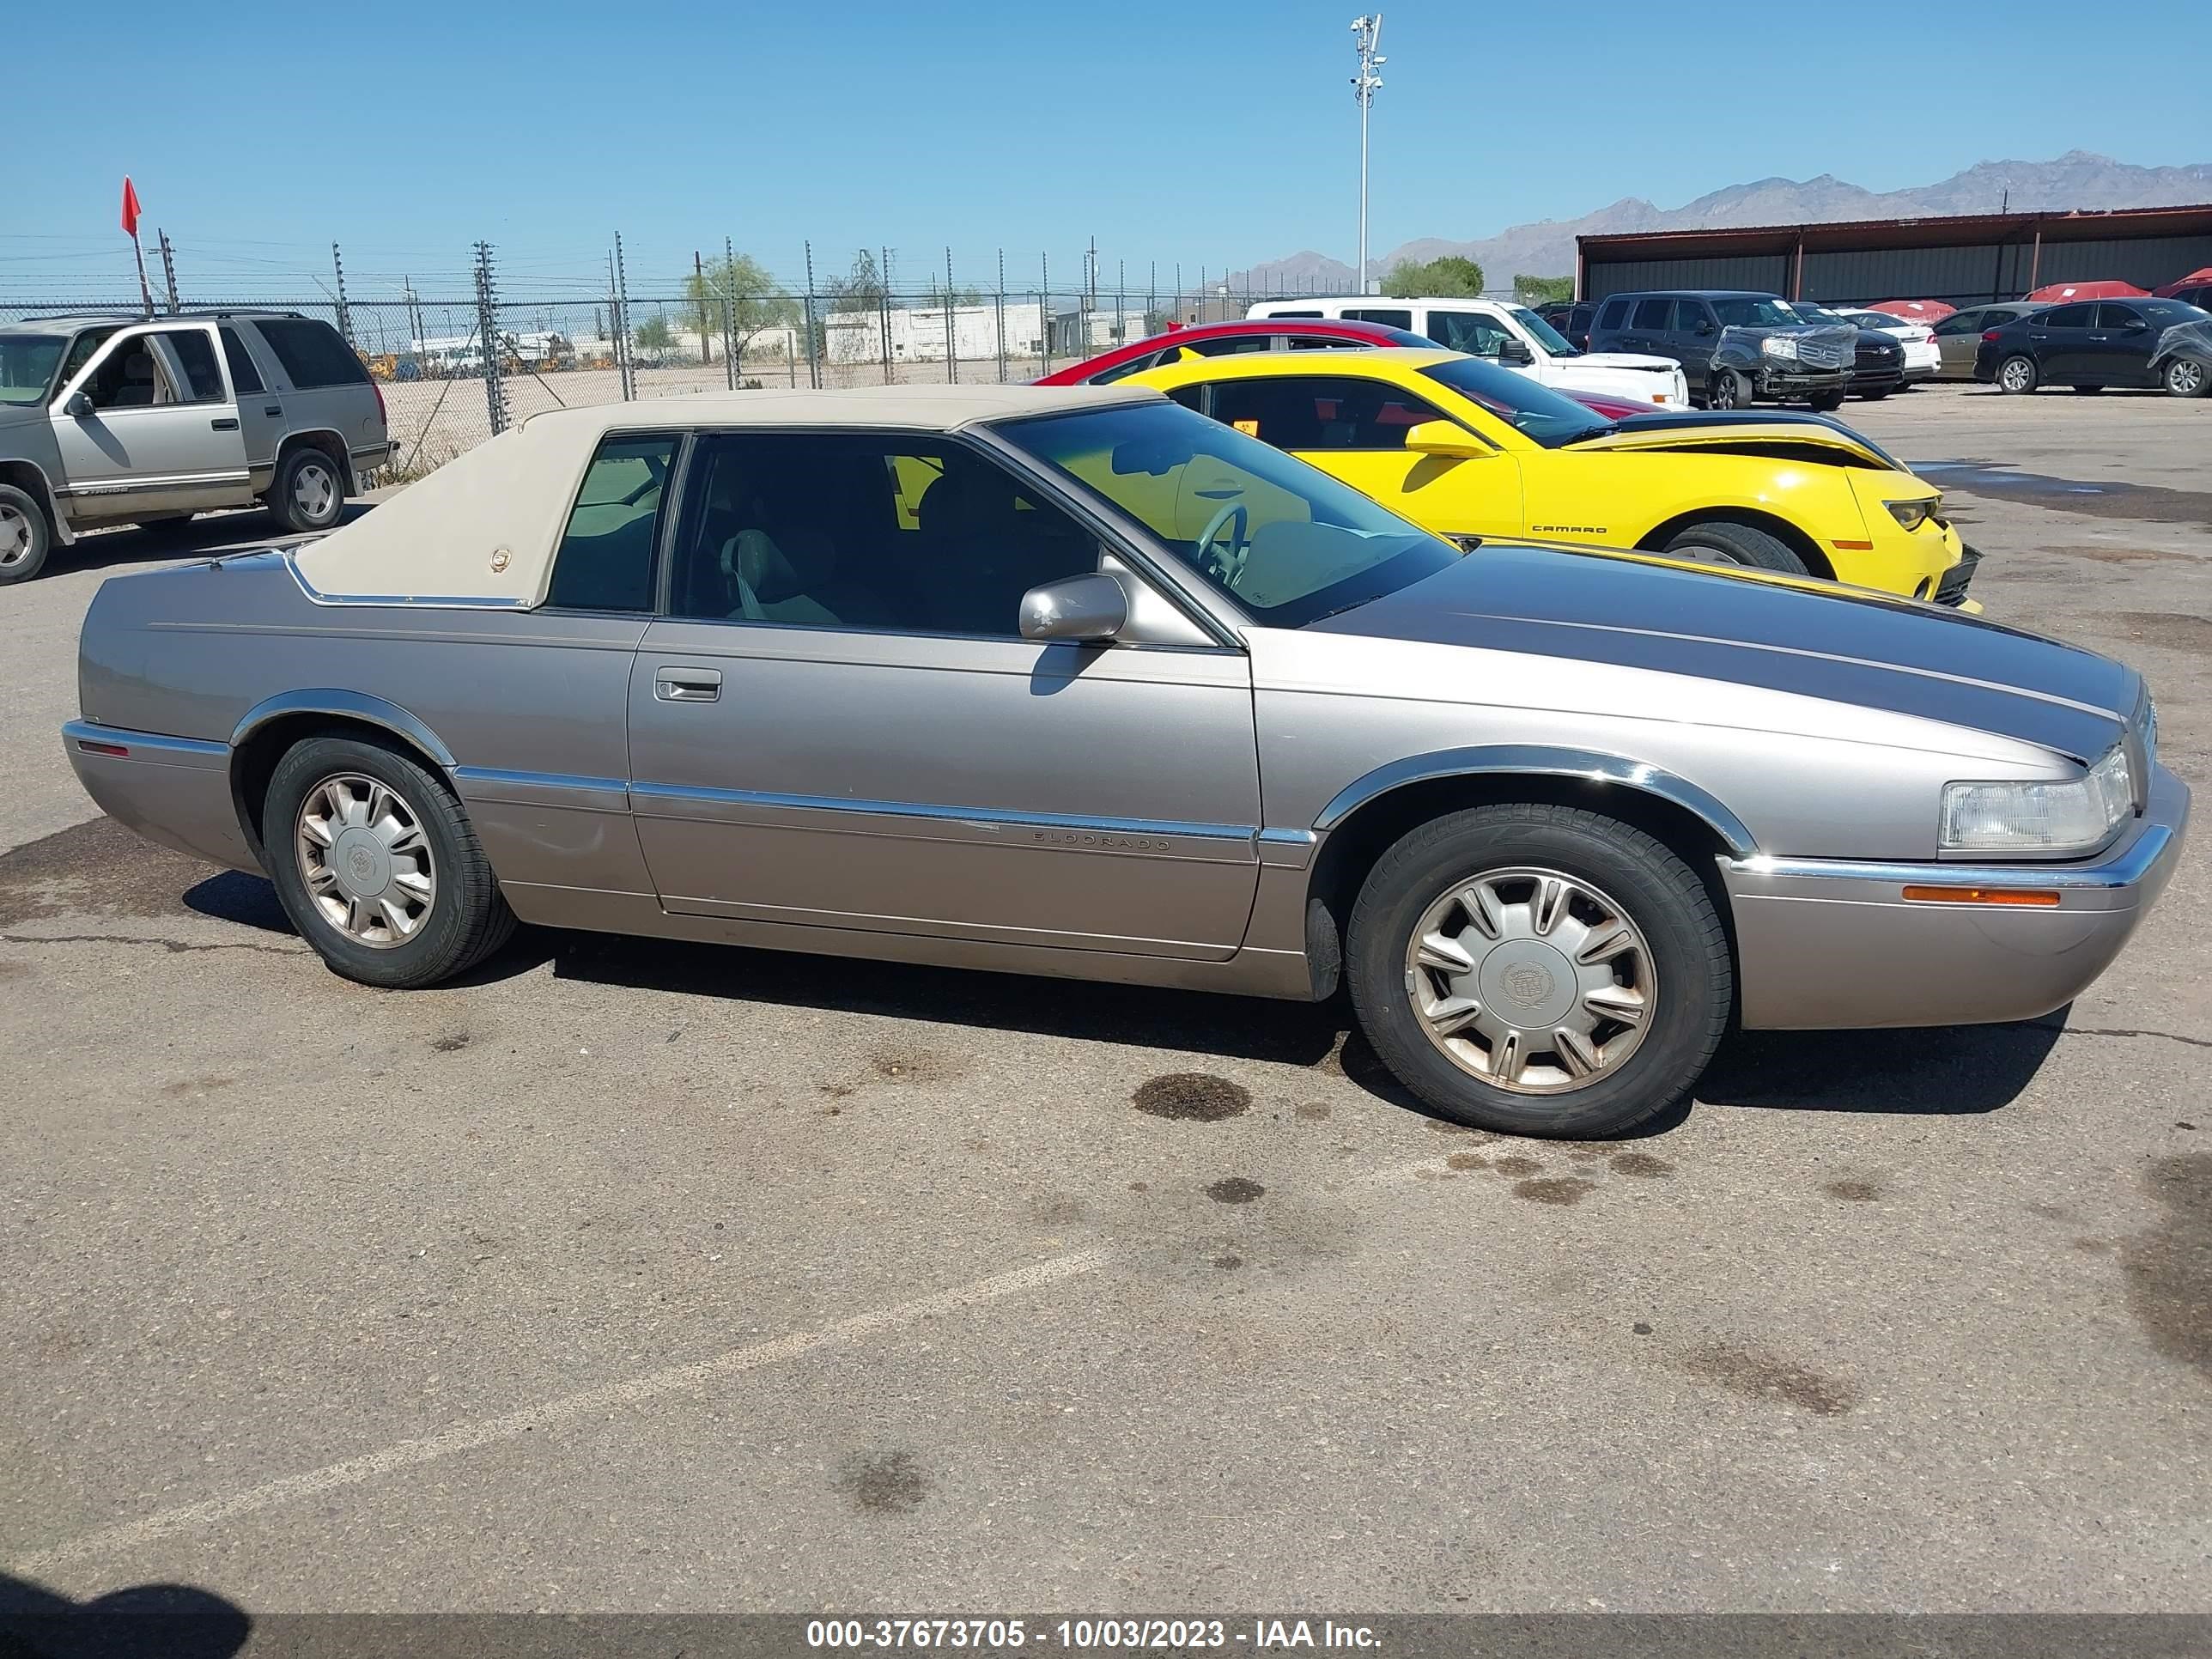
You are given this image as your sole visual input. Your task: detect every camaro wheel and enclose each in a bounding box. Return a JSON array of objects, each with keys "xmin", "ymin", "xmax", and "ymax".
[
  {"xmin": 1997, "ymin": 355, "xmax": 2039, "ymax": 394},
  {"xmin": 264, "ymin": 733, "xmax": 515, "ymax": 989},
  {"xmin": 2166, "ymin": 358, "xmax": 2209, "ymax": 398},
  {"xmin": 1709, "ymin": 368, "xmax": 1753, "ymax": 410},
  {"xmin": 0, "ymin": 484, "xmax": 52, "ymax": 586},
  {"xmin": 1346, "ymin": 804, "xmax": 1733, "ymax": 1139},
  {"xmin": 1661, "ymin": 520, "xmax": 1810, "ymax": 576},
  {"xmin": 270, "ymin": 447, "xmax": 345, "ymax": 535}
]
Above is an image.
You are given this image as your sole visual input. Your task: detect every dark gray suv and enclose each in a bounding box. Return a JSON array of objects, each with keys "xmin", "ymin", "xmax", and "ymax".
[
  {"xmin": 1586, "ymin": 290, "xmax": 1854, "ymax": 411},
  {"xmin": 0, "ymin": 309, "xmax": 389, "ymax": 584}
]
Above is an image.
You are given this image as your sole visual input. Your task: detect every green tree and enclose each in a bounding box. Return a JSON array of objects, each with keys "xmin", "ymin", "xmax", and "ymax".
[
  {"xmin": 1514, "ymin": 274, "xmax": 1575, "ymax": 306},
  {"xmin": 634, "ymin": 312, "xmax": 672, "ymax": 354},
  {"xmin": 1381, "ymin": 255, "xmax": 1486, "ymax": 298},
  {"xmin": 686, "ymin": 251, "xmax": 799, "ymax": 362}
]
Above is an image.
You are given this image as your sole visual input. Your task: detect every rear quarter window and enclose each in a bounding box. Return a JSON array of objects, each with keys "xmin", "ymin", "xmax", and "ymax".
[
  {"xmin": 1595, "ymin": 299, "xmax": 1629, "ymax": 331},
  {"xmin": 252, "ymin": 319, "xmax": 370, "ymax": 389}
]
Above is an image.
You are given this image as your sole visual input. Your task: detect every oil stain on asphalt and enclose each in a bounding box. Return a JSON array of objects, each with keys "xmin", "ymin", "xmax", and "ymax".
[
  {"xmin": 834, "ymin": 1450, "xmax": 928, "ymax": 1516},
  {"xmin": 1680, "ymin": 1342, "xmax": 1858, "ymax": 1416},
  {"xmin": 2123, "ymin": 1152, "xmax": 2212, "ymax": 1382},
  {"xmin": 1515, "ymin": 1176, "xmax": 1596, "ymax": 1206},
  {"xmin": 1133, "ymin": 1073, "xmax": 1252, "ymax": 1122},
  {"xmin": 1205, "ymin": 1176, "xmax": 1266, "ymax": 1205},
  {"xmin": 1824, "ymin": 1179, "xmax": 1882, "ymax": 1202}
]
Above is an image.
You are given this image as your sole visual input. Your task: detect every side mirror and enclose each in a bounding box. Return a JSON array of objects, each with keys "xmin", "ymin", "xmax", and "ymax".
[
  {"xmin": 1019, "ymin": 572, "xmax": 1127, "ymax": 642},
  {"xmin": 65, "ymin": 391, "xmax": 94, "ymax": 419},
  {"xmin": 1402, "ymin": 420, "xmax": 1491, "ymax": 459},
  {"xmin": 2124, "ymin": 318, "xmax": 2149, "ymax": 331},
  {"xmin": 1693, "ymin": 319, "xmax": 1716, "ymax": 336},
  {"xmin": 1496, "ymin": 337, "xmax": 1534, "ymax": 366}
]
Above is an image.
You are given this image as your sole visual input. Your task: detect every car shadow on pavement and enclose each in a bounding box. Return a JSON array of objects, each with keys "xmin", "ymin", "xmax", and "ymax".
[
  {"xmin": 1698, "ymin": 1016, "xmax": 2064, "ymax": 1115},
  {"xmin": 46, "ymin": 504, "xmax": 370, "ymax": 580},
  {"xmin": 0, "ymin": 1571, "xmax": 249, "ymax": 1658}
]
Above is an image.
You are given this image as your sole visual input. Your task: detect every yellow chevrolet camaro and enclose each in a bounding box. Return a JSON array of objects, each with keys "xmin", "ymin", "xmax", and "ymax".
[{"xmin": 1124, "ymin": 347, "xmax": 1975, "ymax": 605}]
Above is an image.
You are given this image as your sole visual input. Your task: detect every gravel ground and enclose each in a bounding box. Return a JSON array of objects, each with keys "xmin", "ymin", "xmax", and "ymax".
[{"xmin": 1, "ymin": 384, "xmax": 2207, "ymax": 1626}]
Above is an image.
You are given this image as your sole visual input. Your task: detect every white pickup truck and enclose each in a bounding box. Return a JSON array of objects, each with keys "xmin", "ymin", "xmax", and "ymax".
[{"xmin": 1247, "ymin": 296, "xmax": 1689, "ymax": 409}]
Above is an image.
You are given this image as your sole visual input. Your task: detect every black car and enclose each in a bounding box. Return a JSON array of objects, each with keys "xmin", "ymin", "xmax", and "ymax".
[
  {"xmin": 1974, "ymin": 296, "xmax": 2212, "ymax": 395},
  {"xmin": 1534, "ymin": 300, "xmax": 1595, "ymax": 349},
  {"xmin": 1585, "ymin": 289, "xmax": 1853, "ymax": 410},
  {"xmin": 1785, "ymin": 301, "xmax": 1907, "ymax": 400}
]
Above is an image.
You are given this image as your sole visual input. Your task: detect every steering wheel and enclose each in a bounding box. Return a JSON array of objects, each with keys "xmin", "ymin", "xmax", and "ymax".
[{"xmin": 1193, "ymin": 499, "xmax": 1250, "ymax": 586}]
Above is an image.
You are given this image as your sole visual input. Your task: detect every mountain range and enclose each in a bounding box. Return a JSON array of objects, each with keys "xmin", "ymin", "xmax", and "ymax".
[{"xmin": 1237, "ymin": 152, "xmax": 2212, "ymax": 293}]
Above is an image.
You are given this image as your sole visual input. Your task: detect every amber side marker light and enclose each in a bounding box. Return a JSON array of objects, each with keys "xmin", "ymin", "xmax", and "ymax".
[
  {"xmin": 1902, "ymin": 885, "xmax": 2061, "ymax": 908},
  {"xmin": 75, "ymin": 739, "xmax": 130, "ymax": 757}
]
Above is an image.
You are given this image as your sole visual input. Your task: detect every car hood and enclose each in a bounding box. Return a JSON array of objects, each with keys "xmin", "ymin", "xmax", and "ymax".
[
  {"xmin": 0, "ymin": 403, "xmax": 51, "ymax": 434},
  {"xmin": 1310, "ymin": 542, "xmax": 2137, "ymax": 763},
  {"xmin": 1571, "ymin": 351, "xmax": 1681, "ymax": 374},
  {"xmin": 1562, "ymin": 410, "xmax": 1903, "ymax": 468}
]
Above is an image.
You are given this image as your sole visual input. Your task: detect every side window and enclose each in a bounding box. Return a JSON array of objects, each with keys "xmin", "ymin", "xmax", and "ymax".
[
  {"xmin": 544, "ymin": 434, "xmax": 678, "ymax": 612},
  {"xmin": 1343, "ymin": 307, "xmax": 1413, "ymax": 330},
  {"xmin": 2039, "ymin": 303, "xmax": 2093, "ymax": 328},
  {"xmin": 220, "ymin": 326, "xmax": 266, "ymax": 395},
  {"xmin": 2094, "ymin": 303, "xmax": 2142, "ymax": 330},
  {"xmin": 1428, "ymin": 311, "xmax": 1512, "ymax": 356},
  {"xmin": 1630, "ymin": 297, "xmax": 1672, "ymax": 331},
  {"xmin": 253, "ymin": 319, "xmax": 370, "ymax": 387},
  {"xmin": 1674, "ymin": 301, "xmax": 1712, "ymax": 335},
  {"xmin": 1089, "ymin": 349, "xmax": 1162, "ymax": 384},
  {"xmin": 1185, "ymin": 334, "xmax": 1274, "ymax": 358},
  {"xmin": 55, "ymin": 326, "xmax": 119, "ymax": 392},
  {"xmin": 1932, "ymin": 312, "xmax": 1975, "ymax": 337},
  {"xmin": 161, "ymin": 330, "xmax": 226, "ymax": 404},
  {"xmin": 1206, "ymin": 375, "xmax": 1450, "ymax": 451},
  {"xmin": 81, "ymin": 332, "xmax": 197, "ymax": 410},
  {"xmin": 1596, "ymin": 299, "xmax": 1630, "ymax": 331},
  {"xmin": 666, "ymin": 433, "xmax": 1097, "ymax": 637},
  {"xmin": 1166, "ymin": 384, "xmax": 1206, "ymax": 412},
  {"xmin": 1284, "ymin": 336, "xmax": 1368, "ymax": 351},
  {"xmin": 1268, "ymin": 309, "xmax": 1324, "ymax": 319}
]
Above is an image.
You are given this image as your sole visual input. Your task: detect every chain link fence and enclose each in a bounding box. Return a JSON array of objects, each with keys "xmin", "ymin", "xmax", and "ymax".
[{"xmin": 3, "ymin": 258, "xmax": 1318, "ymax": 482}]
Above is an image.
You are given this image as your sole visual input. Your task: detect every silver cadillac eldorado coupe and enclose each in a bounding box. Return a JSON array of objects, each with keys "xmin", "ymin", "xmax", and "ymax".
[{"xmin": 64, "ymin": 383, "xmax": 2185, "ymax": 1137}]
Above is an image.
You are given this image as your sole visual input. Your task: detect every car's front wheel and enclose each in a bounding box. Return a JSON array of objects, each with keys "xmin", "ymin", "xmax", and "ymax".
[
  {"xmin": 1708, "ymin": 368, "xmax": 1753, "ymax": 410},
  {"xmin": 1346, "ymin": 804, "xmax": 1733, "ymax": 1139},
  {"xmin": 269, "ymin": 447, "xmax": 346, "ymax": 535},
  {"xmin": 2166, "ymin": 358, "xmax": 2209, "ymax": 398},
  {"xmin": 264, "ymin": 733, "xmax": 515, "ymax": 989},
  {"xmin": 1661, "ymin": 520, "xmax": 1811, "ymax": 576},
  {"xmin": 0, "ymin": 483, "xmax": 52, "ymax": 586},
  {"xmin": 1997, "ymin": 355, "xmax": 2039, "ymax": 393}
]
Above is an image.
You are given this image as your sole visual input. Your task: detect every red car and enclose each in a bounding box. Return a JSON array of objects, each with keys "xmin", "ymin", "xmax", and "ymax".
[{"xmin": 1039, "ymin": 317, "xmax": 1654, "ymax": 421}]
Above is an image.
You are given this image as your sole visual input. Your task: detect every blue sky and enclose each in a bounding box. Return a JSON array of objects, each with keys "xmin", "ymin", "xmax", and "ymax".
[{"xmin": 7, "ymin": 0, "xmax": 2209, "ymax": 303}]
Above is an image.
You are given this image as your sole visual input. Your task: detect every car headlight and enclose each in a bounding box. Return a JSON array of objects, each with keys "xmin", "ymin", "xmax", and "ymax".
[
  {"xmin": 1940, "ymin": 744, "xmax": 2134, "ymax": 855},
  {"xmin": 1886, "ymin": 495, "xmax": 1939, "ymax": 530},
  {"xmin": 1761, "ymin": 336, "xmax": 1801, "ymax": 362}
]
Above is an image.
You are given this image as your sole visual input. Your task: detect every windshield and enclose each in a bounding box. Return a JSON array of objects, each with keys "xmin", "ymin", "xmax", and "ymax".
[
  {"xmin": 1510, "ymin": 306, "xmax": 1580, "ymax": 357},
  {"xmin": 1417, "ymin": 356, "xmax": 1615, "ymax": 448},
  {"xmin": 1712, "ymin": 297, "xmax": 1804, "ymax": 329},
  {"xmin": 1787, "ymin": 302, "xmax": 1850, "ymax": 325},
  {"xmin": 0, "ymin": 332, "xmax": 69, "ymax": 407},
  {"xmin": 998, "ymin": 401, "xmax": 1456, "ymax": 628},
  {"xmin": 2143, "ymin": 300, "xmax": 2211, "ymax": 325}
]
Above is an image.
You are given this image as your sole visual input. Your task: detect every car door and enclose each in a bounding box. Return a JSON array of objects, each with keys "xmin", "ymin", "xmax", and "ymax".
[
  {"xmin": 2090, "ymin": 302, "xmax": 2158, "ymax": 386},
  {"xmin": 1668, "ymin": 299, "xmax": 1719, "ymax": 379},
  {"xmin": 49, "ymin": 323, "xmax": 251, "ymax": 520},
  {"xmin": 217, "ymin": 325, "xmax": 285, "ymax": 488},
  {"xmin": 1614, "ymin": 296, "xmax": 1671, "ymax": 356},
  {"xmin": 1200, "ymin": 372, "xmax": 1523, "ymax": 541},
  {"xmin": 2028, "ymin": 303, "xmax": 2095, "ymax": 380},
  {"xmin": 626, "ymin": 427, "xmax": 1264, "ymax": 960},
  {"xmin": 1933, "ymin": 309, "xmax": 1984, "ymax": 377}
]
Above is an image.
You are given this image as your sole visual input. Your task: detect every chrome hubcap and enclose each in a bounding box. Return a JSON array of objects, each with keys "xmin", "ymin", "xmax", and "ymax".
[
  {"xmin": 293, "ymin": 461, "xmax": 337, "ymax": 521},
  {"xmin": 2173, "ymin": 362, "xmax": 2203, "ymax": 393},
  {"xmin": 1403, "ymin": 866, "xmax": 1655, "ymax": 1095},
  {"xmin": 0, "ymin": 505, "xmax": 33, "ymax": 567},
  {"xmin": 2002, "ymin": 360, "xmax": 2032, "ymax": 390},
  {"xmin": 295, "ymin": 774, "xmax": 435, "ymax": 947}
]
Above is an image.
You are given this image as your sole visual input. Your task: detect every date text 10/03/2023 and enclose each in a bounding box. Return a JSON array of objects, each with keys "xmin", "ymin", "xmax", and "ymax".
[{"xmin": 805, "ymin": 1619, "xmax": 1382, "ymax": 1650}]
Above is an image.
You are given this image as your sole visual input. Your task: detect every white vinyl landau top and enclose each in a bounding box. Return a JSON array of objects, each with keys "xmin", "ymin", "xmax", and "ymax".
[{"xmin": 289, "ymin": 381, "xmax": 1163, "ymax": 607}]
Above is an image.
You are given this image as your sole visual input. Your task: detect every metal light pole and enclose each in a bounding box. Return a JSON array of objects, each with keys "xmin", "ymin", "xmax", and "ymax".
[{"xmin": 1351, "ymin": 14, "xmax": 1385, "ymax": 295}]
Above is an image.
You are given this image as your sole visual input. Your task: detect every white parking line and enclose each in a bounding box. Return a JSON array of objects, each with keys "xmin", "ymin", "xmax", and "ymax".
[{"xmin": 10, "ymin": 1248, "xmax": 1107, "ymax": 1576}]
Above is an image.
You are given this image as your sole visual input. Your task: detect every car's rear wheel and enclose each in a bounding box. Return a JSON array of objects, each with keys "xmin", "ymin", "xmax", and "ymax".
[
  {"xmin": 1346, "ymin": 804, "xmax": 1732, "ymax": 1139},
  {"xmin": 1708, "ymin": 368, "xmax": 1753, "ymax": 410},
  {"xmin": 0, "ymin": 484, "xmax": 52, "ymax": 586},
  {"xmin": 1997, "ymin": 355, "xmax": 2039, "ymax": 393},
  {"xmin": 269, "ymin": 447, "xmax": 346, "ymax": 535},
  {"xmin": 1661, "ymin": 520, "xmax": 1811, "ymax": 576},
  {"xmin": 264, "ymin": 733, "xmax": 515, "ymax": 989},
  {"xmin": 2165, "ymin": 358, "xmax": 2209, "ymax": 398}
]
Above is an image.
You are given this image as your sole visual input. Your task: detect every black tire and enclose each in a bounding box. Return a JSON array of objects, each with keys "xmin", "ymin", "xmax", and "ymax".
[
  {"xmin": 1857, "ymin": 386, "xmax": 1892, "ymax": 401},
  {"xmin": 2165, "ymin": 358, "xmax": 2210, "ymax": 398},
  {"xmin": 1807, "ymin": 390, "xmax": 1847, "ymax": 412},
  {"xmin": 1996, "ymin": 355, "xmax": 2039, "ymax": 394},
  {"xmin": 1661, "ymin": 520, "xmax": 1811, "ymax": 576},
  {"xmin": 268, "ymin": 446, "xmax": 347, "ymax": 535},
  {"xmin": 0, "ymin": 483, "xmax": 54, "ymax": 586},
  {"xmin": 1708, "ymin": 368, "xmax": 1753, "ymax": 410},
  {"xmin": 1346, "ymin": 804, "xmax": 1732, "ymax": 1139},
  {"xmin": 263, "ymin": 732, "xmax": 516, "ymax": 989}
]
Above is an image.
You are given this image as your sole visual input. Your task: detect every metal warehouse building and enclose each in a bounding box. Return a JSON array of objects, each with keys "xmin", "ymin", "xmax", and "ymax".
[{"xmin": 1577, "ymin": 204, "xmax": 2212, "ymax": 306}]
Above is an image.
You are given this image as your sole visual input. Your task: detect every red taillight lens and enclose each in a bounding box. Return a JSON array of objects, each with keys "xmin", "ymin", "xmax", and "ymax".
[
  {"xmin": 373, "ymin": 378, "xmax": 388, "ymax": 426},
  {"xmin": 1981, "ymin": 329, "xmax": 2002, "ymax": 343}
]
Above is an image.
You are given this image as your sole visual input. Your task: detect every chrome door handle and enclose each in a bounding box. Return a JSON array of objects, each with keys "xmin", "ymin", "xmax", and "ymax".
[
  {"xmin": 210, "ymin": 416, "xmax": 240, "ymax": 431},
  {"xmin": 264, "ymin": 404, "xmax": 283, "ymax": 417},
  {"xmin": 654, "ymin": 666, "xmax": 721, "ymax": 702}
]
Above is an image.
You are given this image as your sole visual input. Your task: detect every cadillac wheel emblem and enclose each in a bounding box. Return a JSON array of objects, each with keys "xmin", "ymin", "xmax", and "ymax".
[{"xmin": 489, "ymin": 548, "xmax": 511, "ymax": 573}]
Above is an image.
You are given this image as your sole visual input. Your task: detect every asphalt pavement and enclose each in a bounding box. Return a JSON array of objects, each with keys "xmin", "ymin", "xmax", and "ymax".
[{"xmin": 2, "ymin": 386, "xmax": 2207, "ymax": 1620}]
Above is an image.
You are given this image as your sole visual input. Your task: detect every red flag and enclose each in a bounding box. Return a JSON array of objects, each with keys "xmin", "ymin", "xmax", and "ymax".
[{"xmin": 120, "ymin": 177, "xmax": 142, "ymax": 238}]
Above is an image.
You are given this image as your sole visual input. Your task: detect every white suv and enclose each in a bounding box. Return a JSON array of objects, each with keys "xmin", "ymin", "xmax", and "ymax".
[
  {"xmin": 0, "ymin": 310, "xmax": 390, "ymax": 584},
  {"xmin": 1248, "ymin": 296, "xmax": 1689, "ymax": 409}
]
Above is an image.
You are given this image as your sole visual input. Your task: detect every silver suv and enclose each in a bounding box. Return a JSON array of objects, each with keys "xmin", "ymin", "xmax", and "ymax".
[{"xmin": 0, "ymin": 310, "xmax": 390, "ymax": 584}]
